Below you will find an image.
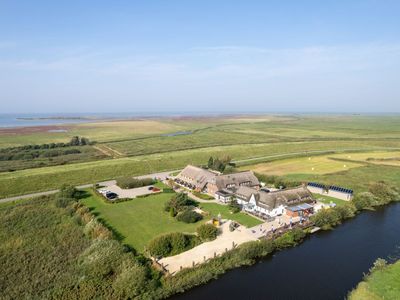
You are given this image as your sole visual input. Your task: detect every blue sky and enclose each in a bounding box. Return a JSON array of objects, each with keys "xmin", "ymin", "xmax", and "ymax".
[{"xmin": 1, "ymin": 0, "xmax": 399, "ymax": 113}]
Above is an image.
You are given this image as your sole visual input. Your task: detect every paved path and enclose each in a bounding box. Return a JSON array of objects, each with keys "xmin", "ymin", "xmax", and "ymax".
[
  {"xmin": 159, "ymin": 220, "xmax": 258, "ymax": 274},
  {"xmin": 159, "ymin": 214, "xmax": 300, "ymax": 275},
  {"xmin": 0, "ymin": 171, "xmax": 174, "ymax": 204}
]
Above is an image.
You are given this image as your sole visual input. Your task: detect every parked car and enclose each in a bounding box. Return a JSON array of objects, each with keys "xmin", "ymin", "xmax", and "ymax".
[
  {"xmin": 105, "ymin": 192, "xmax": 118, "ymax": 200},
  {"xmin": 98, "ymin": 189, "xmax": 109, "ymax": 195}
]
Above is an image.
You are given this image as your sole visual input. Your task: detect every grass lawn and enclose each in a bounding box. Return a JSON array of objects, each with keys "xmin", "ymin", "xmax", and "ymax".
[
  {"xmin": 349, "ymin": 260, "xmax": 400, "ymax": 300},
  {"xmin": 199, "ymin": 203, "xmax": 263, "ymax": 228},
  {"xmin": 312, "ymin": 193, "xmax": 348, "ymax": 206},
  {"xmin": 82, "ymin": 190, "xmax": 206, "ymax": 252}
]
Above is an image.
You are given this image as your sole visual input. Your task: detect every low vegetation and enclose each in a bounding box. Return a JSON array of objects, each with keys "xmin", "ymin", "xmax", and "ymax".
[
  {"xmin": 176, "ymin": 209, "xmax": 203, "ymax": 223},
  {"xmin": 311, "ymin": 182, "xmax": 399, "ymax": 230},
  {"xmin": 349, "ymin": 258, "xmax": 400, "ymax": 300},
  {"xmin": 0, "ymin": 191, "xmax": 157, "ymax": 299},
  {"xmin": 116, "ymin": 176, "xmax": 155, "ymax": 189},
  {"xmin": 147, "ymin": 232, "xmax": 200, "ymax": 258},
  {"xmin": 196, "ymin": 224, "xmax": 219, "ymax": 241}
]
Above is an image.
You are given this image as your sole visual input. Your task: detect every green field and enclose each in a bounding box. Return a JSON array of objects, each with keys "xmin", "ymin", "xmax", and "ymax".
[
  {"xmin": 2, "ymin": 115, "xmax": 400, "ymax": 198},
  {"xmin": 349, "ymin": 260, "xmax": 400, "ymax": 300},
  {"xmin": 242, "ymin": 155, "xmax": 364, "ymax": 175},
  {"xmin": 82, "ymin": 190, "xmax": 261, "ymax": 252}
]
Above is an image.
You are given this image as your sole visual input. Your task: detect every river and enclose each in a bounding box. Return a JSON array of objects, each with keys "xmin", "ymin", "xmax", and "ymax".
[{"xmin": 173, "ymin": 203, "xmax": 400, "ymax": 300}]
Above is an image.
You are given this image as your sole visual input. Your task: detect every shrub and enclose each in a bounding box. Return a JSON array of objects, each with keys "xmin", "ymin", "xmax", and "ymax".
[
  {"xmin": 59, "ymin": 184, "xmax": 79, "ymax": 199},
  {"xmin": 368, "ymin": 181, "xmax": 400, "ymax": 205},
  {"xmin": 369, "ymin": 258, "xmax": 388, "ymax": 274},
  {"xmin": 310, "ymin": 208, "xmax": 341, "ymax": 229},
  {"xmin": 334, "ymin": 204, "xmax": 356, "ymax": 220},
  {"xmin": 176, "ymin": 209, "xmax": 203, "ymax": 223},
  {"xmin": 273, "ymin": 229, "xmax": 305, "ymax": 250},
  {"xmin": 147, "ymin": 235, "xmax": 172, "ymax": 258},
  {"xmin": 116, "ymin": 177, "xmax": 155, "ymax": 189},
  {"xmin": 352, "ymin": 192, "xmax": 377, "ymax": 210},
  {"xmin": 197, "ymin": 224, "xmax": 218, "ymax": 241},
  {"xmin": 147, "ymin": 232, "xmax": 197, "ymax": 258}
]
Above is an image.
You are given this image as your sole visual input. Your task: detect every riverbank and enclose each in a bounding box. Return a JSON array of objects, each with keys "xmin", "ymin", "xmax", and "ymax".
[{"xmin": 349, "ymin": 259, "xmax": 400, "ymax": 300}]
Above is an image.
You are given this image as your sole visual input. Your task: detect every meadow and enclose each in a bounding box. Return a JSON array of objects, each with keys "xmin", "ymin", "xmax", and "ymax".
[{"xmin": 2, "ymin": 115, "xmax": 400, "ymax": 198}]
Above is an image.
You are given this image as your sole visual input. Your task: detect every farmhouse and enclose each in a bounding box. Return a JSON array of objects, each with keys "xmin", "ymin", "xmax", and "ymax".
[
  {"xmin": 235, "ymin": 186, "xmax": 314, "ymax": 217},
  {"xmin": 175, "ymin": 165, "xmax": 218, "ymax": 192},
  {"xmin": 207, "ymin": 171, "xmax": 260, "ymax": 195},
  {"xmin": 175, "ymin": 165, "xmax": 260, "ymax": 196}
]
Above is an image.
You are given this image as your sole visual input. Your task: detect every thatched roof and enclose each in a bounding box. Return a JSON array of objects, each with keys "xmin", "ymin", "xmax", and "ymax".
[
  {"xmin": 209, "ymin": 171, "xmax": 259, "ymax": 190},
  {"xmin": 176, "ymin": 165, "xmax": 217, "ymax": 190}
]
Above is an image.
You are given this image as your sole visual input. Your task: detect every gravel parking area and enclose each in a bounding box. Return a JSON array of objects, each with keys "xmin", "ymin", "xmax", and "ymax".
[{"xmin": 102, "ymin": 185, "xmax": 156, "ymax": 198}]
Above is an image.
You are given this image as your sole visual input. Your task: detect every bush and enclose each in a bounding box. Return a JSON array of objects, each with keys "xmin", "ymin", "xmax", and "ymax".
[
  {"xmin": 59, "ymin": 184, "xmax": 79, "ymax": 199},
  {"xmin": 164, "ymin": 193, "xmax": 198, "ymax": 213},
  {"xmin": 310, "ymin": 208, "xmax": 341, "ymax": 229},
  {"xmin": 147, "ymin": 235, "xmax": 172, "ymax": 258},
  {"xmin": 274, "ymin": 229, "xmax": 306, "ymax": 250},
  {"xmin": 197, "ymin": 224, "xmax": 218, "ymax": 241},
  {"xmin": 147, "ymin": 232, "xmax": 197, "ymax": 258},
  {"xmin": 352, "ymin": 192, "xmax": 378, "ymax": 210},
  {"xmin": 369, "ymin": 258, "xmax": 388, "ymax": 274},
  {"xmin": 176, "ymin": 209, "xmax": 203, "ymax": 223},
  {"xmin": 335, "ymin": 204, "xmax": 356, "ymax": 220},
  {"xmin": 116, "ymin": 177, "xmax": 155, "ymax": 189},
  {"xmin": 368, "ymin": 181, "xmax": 399, "ymax": 205}
]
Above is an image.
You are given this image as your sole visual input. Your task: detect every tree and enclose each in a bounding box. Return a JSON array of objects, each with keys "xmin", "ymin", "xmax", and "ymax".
[
  {"xmin": 197, "ymin": 224, "xmax": 218, "ymax": 241},
  {"xmin": 207, "ymin": 156, "xmax": 214, "ymax": 169},
  {"xmin": 59, "ymin": 184, "xmax": 79, "ymax": 199},
  {"xmin": 228, "ymin": 198, "xmax": 241, "ymax": 213},
  {"xmin": 164, "ymin": 193, "xmax": 197, "ymax": 212},
  {"xmin": 70, "ymin": 136, "xmax": 80, "ymax": 146}
]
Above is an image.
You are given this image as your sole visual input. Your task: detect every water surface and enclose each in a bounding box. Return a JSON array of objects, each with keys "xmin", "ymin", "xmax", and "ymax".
[{"xmin": 174, "ymin": 203, "xmax": 400, "ymax": 300}]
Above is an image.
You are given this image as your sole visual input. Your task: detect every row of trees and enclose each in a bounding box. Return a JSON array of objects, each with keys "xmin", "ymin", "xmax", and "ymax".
[
  {"xmin": 0, "ymin": 148, "xmax": 81, "ymax": 161},
  {"xmin": 207, "ymin": 155, "xmax": 234, "ymax": 173}
]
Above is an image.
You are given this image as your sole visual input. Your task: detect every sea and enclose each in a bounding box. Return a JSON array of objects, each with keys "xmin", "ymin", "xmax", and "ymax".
[{"xmin": 0, "ymin": 112, "xmax": 209, "ymax": 128}]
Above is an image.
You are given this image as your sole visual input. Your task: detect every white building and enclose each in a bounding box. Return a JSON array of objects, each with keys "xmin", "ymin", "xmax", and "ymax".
[{"xmin": 235, "ymin": 186, "xmax": 314, "ymax": 217}]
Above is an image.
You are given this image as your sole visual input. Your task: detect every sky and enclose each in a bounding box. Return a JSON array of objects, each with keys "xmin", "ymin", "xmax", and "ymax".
[{"xmin": 0, "ymin": 0, "xmax": 399, "ymax": 114}]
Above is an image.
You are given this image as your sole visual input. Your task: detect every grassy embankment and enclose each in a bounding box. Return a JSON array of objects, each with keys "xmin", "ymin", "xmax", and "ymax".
[
  {"xmin": 82, "ymin": 190, "xmax": 261, "ymax": 252},
  {"xmin": 349, "ymin": 260, "xmax": 400, "ymax": 300}
]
